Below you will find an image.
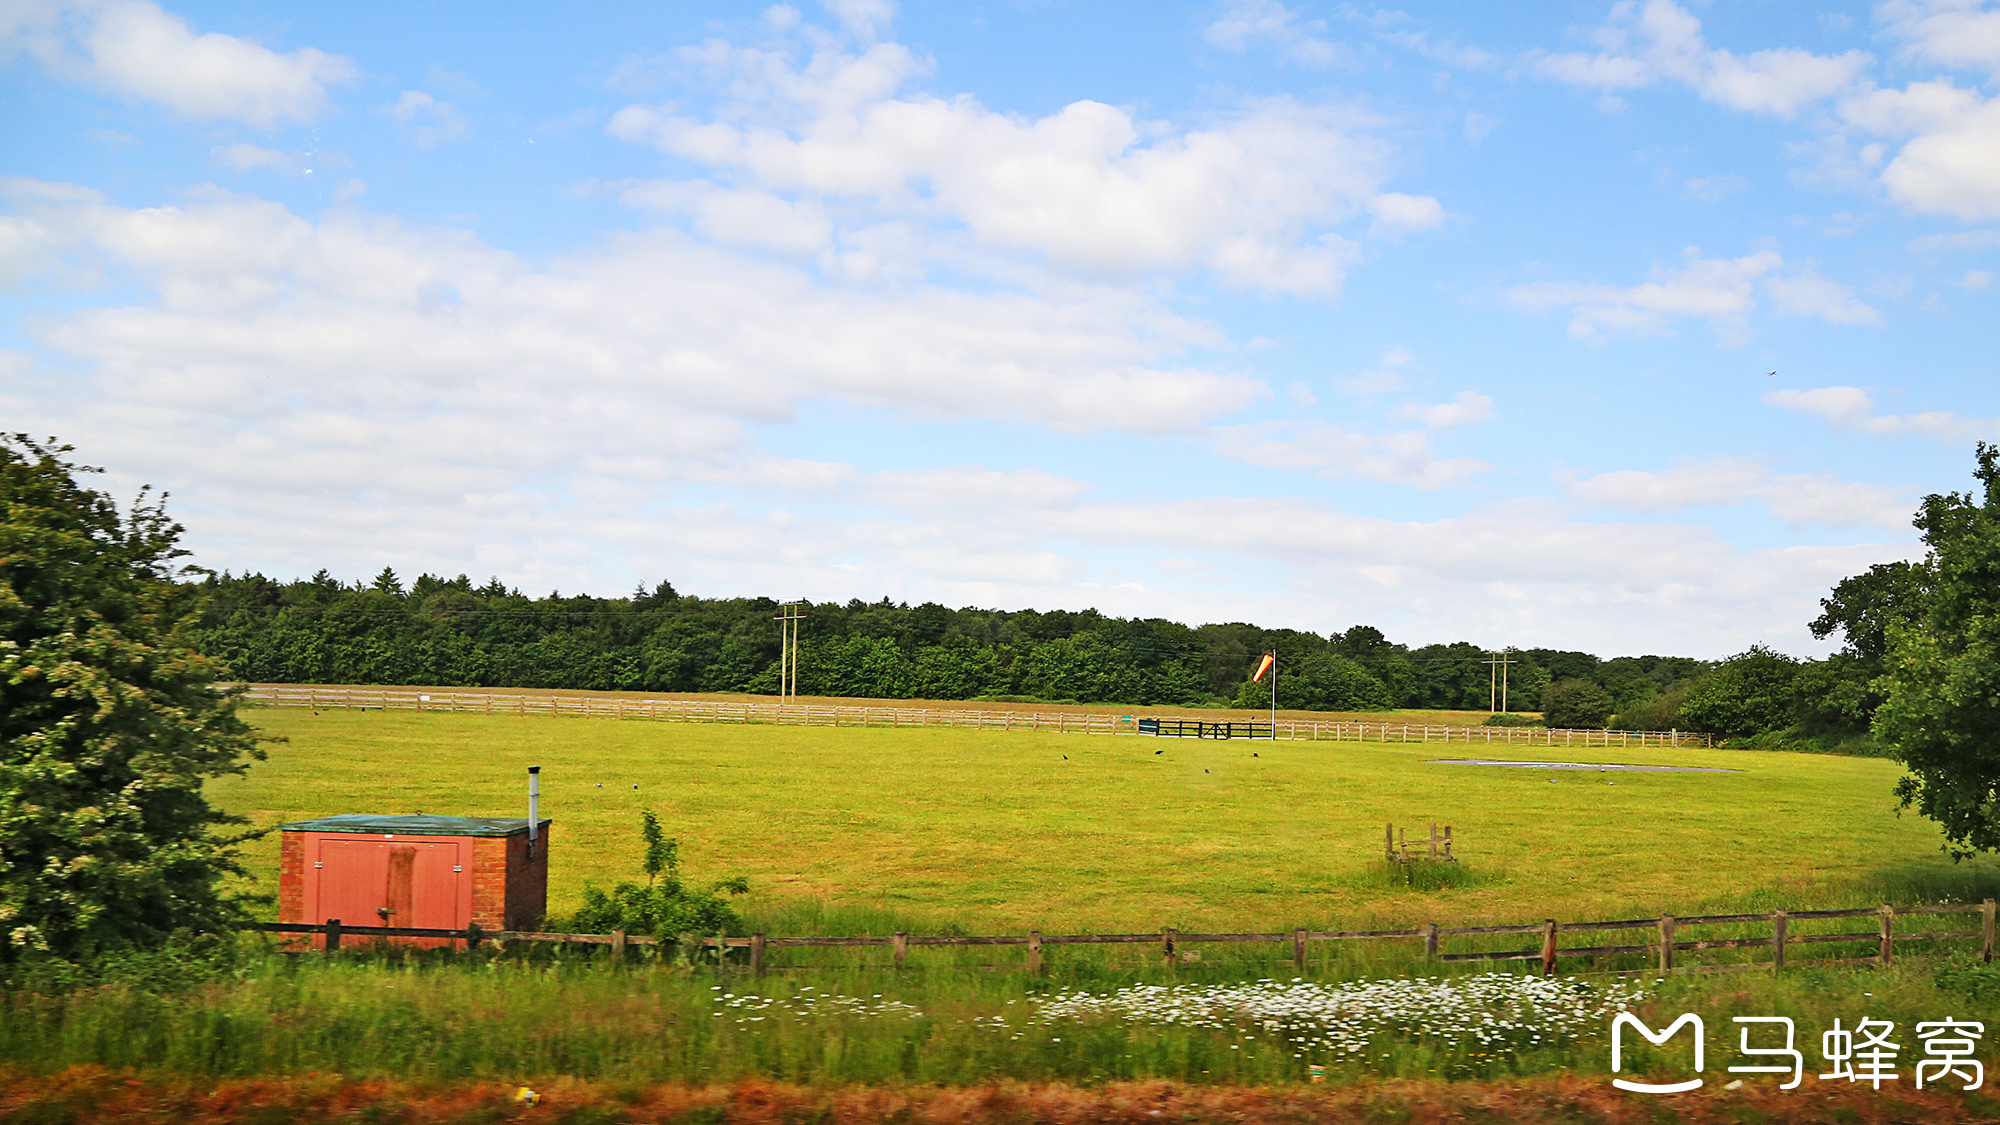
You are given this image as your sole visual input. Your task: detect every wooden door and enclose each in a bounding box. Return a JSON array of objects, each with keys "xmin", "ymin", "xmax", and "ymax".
[{"xmin": 313, "ymin": 837, "xmax": 465, "ymax": 947}]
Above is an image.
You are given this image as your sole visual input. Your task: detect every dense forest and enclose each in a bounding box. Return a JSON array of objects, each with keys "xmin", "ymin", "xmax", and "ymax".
[{"xmin": 191, "ymin": 568, "xmax": 1715, "ymax": 721}]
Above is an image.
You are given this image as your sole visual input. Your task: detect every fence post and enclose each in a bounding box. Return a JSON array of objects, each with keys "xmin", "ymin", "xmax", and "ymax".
[
  {"xmin": 1294, "ymin": 928, "xmax": 1307, "ymax": 972},
  {"xmin": 1985, "ymin": 900, "xmax": 1996, "ymax": 963},
  {"xmin": 1771, "ymin": 911, "xmax": 1787, "ymax": 973},
  {"xmin": 1384, "ymin": 823, "xmax": 1394, "ymax": 862},
  {"xmin": 1540, "ymin": 920, "xmax": 1558, "ymax": 977},
  {"xmin": 1878, "ymin": 904, "xmax": 1894, "ymax": 966},
  {"xmin": 1028, "ymin": 930, "xmax": 1042, "ymax": 977},
  {"xmin": 750, "ymin": 932, "xmax": 765, "ymax": 975},
  {"xmin": 1658, "ymin": 915, "xmax": 1675, "ymax": 972},
  {"xmin": 1163, "ymin": 926, "xmax": 1177, "ymax": 968},
  {"xmin": 893, "ymin": 931, "xmax": 908, "ymax": 970},
  {"xmin": 1429, "ymin": 823, "xmax": 1438, "ymax": 860},
  {"xmin": 325, "ymin": 918, "xmax": 342, "ymax": 953},
  {"xmin": 610, "ymin": 929, "xmax": 626, "ymax": 962},
  {"xmin": 1425, "ymin": 923, "xmax": 1440, "ymax": 962}
]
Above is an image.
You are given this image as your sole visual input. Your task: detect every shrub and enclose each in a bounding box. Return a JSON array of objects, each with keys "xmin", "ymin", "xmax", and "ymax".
[
  {"xmin": 1540, "ymin": 679, "xmax": 1613, "ymax": 729},
  {"xmin": 564, "ymin": 811, "xmax": 749, "ymax": 945},
  {"xmin": 1936, "ymin": 955, "xmax": 2000, "ymax": 1002},
  {"xmin": 1480, "ymin": 712, "xmax": 1536, "ymax": 727},
  {"xmin": 1611, "ymin": 685, "xmax": 1690, "ymax": 731}
]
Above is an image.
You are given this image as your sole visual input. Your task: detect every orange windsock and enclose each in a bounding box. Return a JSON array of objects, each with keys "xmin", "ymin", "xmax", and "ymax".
[{"xmin": 1252, "ymin": 653, "xmax": 1275, "ymax": 682}]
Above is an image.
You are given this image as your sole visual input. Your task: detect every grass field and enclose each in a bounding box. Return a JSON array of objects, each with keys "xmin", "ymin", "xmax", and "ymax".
[{"xmin": 214, "ymin": 707, "xmax": 1997, "ymax": 933}]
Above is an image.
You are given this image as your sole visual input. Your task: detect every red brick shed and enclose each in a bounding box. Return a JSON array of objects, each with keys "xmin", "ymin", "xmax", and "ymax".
[{"xmin": 279, "ymin": 814, "xmax": 550, "ymax": 947}]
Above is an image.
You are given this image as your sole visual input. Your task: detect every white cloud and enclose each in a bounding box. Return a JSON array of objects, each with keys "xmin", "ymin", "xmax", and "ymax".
[
  {"xmin": 1839, "ymin": 81, "xmax": 2000, "ymax": 220},
  {"xmin": 604, "ymin": 19, "xmax": 1436, "ymax": 299},
  {"xmin": 1505, "ymin": 248, "xmax": 1879, "ymax": 343},
  {"xmin": 1398, "ymin": 390, "xmax": 1494, "ymax": 428},
  {"xmin": 1338, "ymin": 347, "xmax": 1413, "ymax": 394},
  {"xmin": 1208, "ymin": 419, "xmax": 1489, "ymax": 488},
  {"xmin": 0, "ymin": 178, "xmax": 1266, "ymax": 523},
  {"xmin": 619, "ymin": 179, "xmax": 834, "ymax": 254},
  {"xmin": 1532, "ymin": 0, "xmax": 1870, "ymax": 118},
  {"xmin": 1762, "ymin": 267, "xmax": 1883, "ymax": 324},
  {"xmin": 3, "ymin": 0, "xmax": 354, "ymax": 128},
  {"xmin": 1765, "ymin": 385, "xmax": 1999, "ymax": 441},
  {"xmin": 1880, "ymin": 0, "xmax": 2000, "ymax": 78},
  {"xmin": 1204, "ymin": 0, "xmax": 1350, "ymax": 67},
  {"xmin": 1683, "ymin": 173, "xmax": 1747, "ymax": 201},
  {"xmin": 1567, "ymin": 456, "xmax": 1911, "ymax": 528},
  {"xmin": 387, "ymin": 90, "xmax": 466, "ymax": 148},
  {"xmin": 1907, "ymin": 228, "xmax": 2000, "ymax": 252},
  {"xmin": 212, "ymin": 141, "xmax": 304, "ymax": 173}
]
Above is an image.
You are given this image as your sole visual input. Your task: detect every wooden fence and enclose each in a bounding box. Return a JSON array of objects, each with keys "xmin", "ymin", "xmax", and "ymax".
[
  {"xmin": 241, "ymin": 685, "xmax": 1712, "ymax": 749},
  {"xmin": 244, "ymin": 900, "xmax": 1994, "ymax": 976}
]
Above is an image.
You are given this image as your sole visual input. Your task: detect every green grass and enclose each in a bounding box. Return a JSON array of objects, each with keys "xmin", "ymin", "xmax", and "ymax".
[
  {"xmin": 212, "ymin": 708, "xmax": 2000, "ymax": 935},
  {"xmin": 3, "ymin": 942, "xmax": 1995, "ymax": 1088}
]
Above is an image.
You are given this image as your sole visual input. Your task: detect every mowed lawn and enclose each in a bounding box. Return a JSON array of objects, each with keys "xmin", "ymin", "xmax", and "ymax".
[{"xmin": 212, "ymin": 707, "xmax": 1992, "ymax": 934}]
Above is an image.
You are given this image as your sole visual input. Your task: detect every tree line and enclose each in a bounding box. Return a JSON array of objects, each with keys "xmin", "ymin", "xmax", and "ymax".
[{"xmin": 190, "ymin": 568, "xmax": 1719, "ymax": 720}]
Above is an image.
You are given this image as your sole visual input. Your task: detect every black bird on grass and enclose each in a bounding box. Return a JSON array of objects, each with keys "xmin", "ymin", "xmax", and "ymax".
[{"xmin": 1154, "ymin": 749, "xmax": 1164, "ymax": 755}]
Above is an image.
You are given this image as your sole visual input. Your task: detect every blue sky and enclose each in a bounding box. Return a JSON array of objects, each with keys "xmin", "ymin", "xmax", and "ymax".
[{"xmin": 4, "ymin": 0, "xmax": 1997, "ymax": 657}]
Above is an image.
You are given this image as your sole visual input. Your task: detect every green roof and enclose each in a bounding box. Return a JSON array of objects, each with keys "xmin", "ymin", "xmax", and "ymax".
[{"xmin": 280, "ymin": 814, "xmax": 550, "ymax": 837}]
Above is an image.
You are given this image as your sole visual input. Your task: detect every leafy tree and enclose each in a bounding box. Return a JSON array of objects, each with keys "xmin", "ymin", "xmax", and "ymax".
[
  {"xmin": 0, "ymin": 436, "xmax": 264, "ymax": 962},
  {"xmin": 1875, "ymin": 443, "xmax": 2000, "ymax": 856},
  {"xmin": 1540, "ymin": 679, "xmax": 1614, "ymax": 729},
  {"xmin": 566, "ymin": 810, "xmax": 749, "ymax": 943},
  {"xmin": 1676, "ymin": 645, "xmax": 1800, "ymax": 738}
]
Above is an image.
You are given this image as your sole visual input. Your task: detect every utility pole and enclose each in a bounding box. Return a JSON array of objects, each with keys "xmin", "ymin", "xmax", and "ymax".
[
  {"xmin": 1482, "ymin": 651, "xmax": 1517, "ymax": 713},
  {"xmin": 774, "ymin": 600, "xmax": 807, "ymax": 703}
]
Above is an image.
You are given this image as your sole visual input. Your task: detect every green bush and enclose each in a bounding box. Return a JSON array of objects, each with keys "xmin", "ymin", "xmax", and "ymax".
[
  {"xmin": 1611, "ymin": 684, "xmax": 1690, "ymax": 731},
  {"xmin": 1480, "ymin": 712, "xmax": 1536, "ymax": 727},
  {"xmin": 1935, "ymin": 954, "xmax": 2000, "ymax": 1001},
  {"xmin": 1540, "ymin": 679, "xmax": 1613, "ymax": 728},
  {"xmin": 563, "ymin": 811, "xmax": 749, "ymax": 945}
]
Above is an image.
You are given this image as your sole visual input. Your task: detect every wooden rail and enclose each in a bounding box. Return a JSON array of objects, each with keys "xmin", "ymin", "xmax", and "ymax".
[
  {"xmin": 240, "ymin": 685, "xmax": 1712, "ymax": 748},
  {"xmin": 246, "ymin": 900, "xmax": 1995, "ymax": 975}
]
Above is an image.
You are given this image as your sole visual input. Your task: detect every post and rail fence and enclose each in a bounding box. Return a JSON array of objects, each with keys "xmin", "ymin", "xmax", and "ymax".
[
  {"xmin": 240, "ymin": 685, "xmax": 1712, "ymax": 750},
  {"xmin": 242, "ymin": 899, "xmax": 1995, "ymax": 977}
]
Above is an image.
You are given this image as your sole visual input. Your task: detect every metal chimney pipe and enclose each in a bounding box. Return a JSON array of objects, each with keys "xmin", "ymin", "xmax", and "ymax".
[{"xmin": 527, "ymin": 766, "xmax": 541, "ymax": 857}]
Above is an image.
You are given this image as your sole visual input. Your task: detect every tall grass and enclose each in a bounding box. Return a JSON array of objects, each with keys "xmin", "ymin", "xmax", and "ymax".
[{"xmin": 2, "ymin": 939, "xmax": 1992, "ymax": 1088}]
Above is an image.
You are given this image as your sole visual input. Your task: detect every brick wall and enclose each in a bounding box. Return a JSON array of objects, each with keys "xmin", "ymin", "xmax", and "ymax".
[
  {"xmin": 503, "ymin": 825, "xmax": 550, "ymax": 931},
  {"xmin": 279, "ymin": 831, "xmax": 304, "ymax": 923}
]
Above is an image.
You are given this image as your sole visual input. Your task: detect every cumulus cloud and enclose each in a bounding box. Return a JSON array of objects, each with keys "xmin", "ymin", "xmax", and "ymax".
[
  {"xmin": 1764, "ymin": 385, "xmax": 1999, "ymax": 441},
  {"xmin": 1208, "ymin": 420, "xmax": 1489, "ymax": 488},
  {"xmin": 1505, "ymin": 248, "xmax": 1879, "ymax": 343},
  {"xmin": 1880, "ymin": 0, "xmax": 2000, "ymax": 78},
  {"xmin": 1568, "ymin": 456, "xmax": 1911, "ymax": 528},
  {"xmin": 1532, "ymin": 0, "xmax": 1870, "ymax": 118},
  {"xmin": 2, "ymin": 0, "xmax": 354, "ymax": 127},
  {"xmin": 1839, "ymin": 80, "xmax": 2000, "ymax": 220},
  {"xmin": 603, "ymin": 16, "xmax": 1437, "ymax": 299}
]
